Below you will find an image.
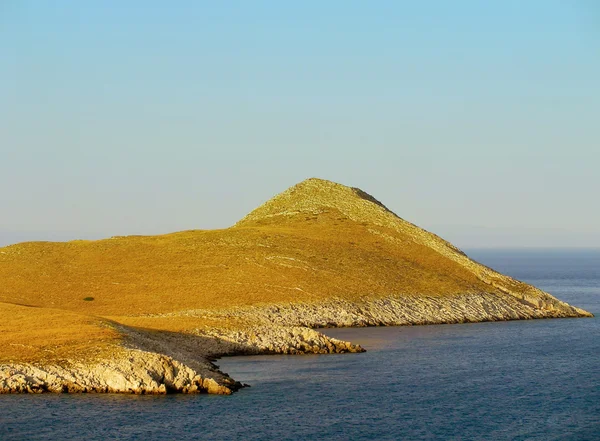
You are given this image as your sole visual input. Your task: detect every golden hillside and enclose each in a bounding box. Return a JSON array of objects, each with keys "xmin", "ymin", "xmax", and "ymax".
[{"xmin": 0, "ymin": 178, "xmax": 591, "ymax": 367}]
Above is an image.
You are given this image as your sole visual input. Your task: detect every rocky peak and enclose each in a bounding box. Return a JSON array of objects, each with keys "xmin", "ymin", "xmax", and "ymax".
[{"xmin": 235, "ymin": 178, "xmax": 398, "ymax": 227}]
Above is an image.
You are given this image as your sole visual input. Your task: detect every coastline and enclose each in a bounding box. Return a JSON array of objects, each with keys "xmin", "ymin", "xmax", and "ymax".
[
  {"xmin": 0, "ymin": 180, "xmax": 594, "ymax": 395},
  {"xmin": 1, "ymin": 292, "xmax": 591, "ymax": 395}
]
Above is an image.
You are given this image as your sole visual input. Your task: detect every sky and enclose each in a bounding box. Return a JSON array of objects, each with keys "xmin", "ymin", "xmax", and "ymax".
[{"xmin": 1, "ymin": 1, "xmax": 599, "ymax": 248}]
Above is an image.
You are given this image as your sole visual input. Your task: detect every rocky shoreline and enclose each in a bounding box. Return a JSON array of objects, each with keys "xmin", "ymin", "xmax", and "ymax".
[
  {"xmin": 0, "ymin": 349, "xmax": 236, "ymax": 395},
  {"xmin": 1, "ymin": 291, "xmax": 591, "ymax": 395},
  {"xmin": 0, "ymin": 323, "xmax": 364, "ymax": 395},
  {"xmin": 166, "ymin": 291, "xmax": 591, "ymax": 329}
]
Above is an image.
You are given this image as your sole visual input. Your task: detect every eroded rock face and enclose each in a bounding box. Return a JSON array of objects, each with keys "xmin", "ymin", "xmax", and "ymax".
[
  {"xmin": 0, "ymin": 348, "xmax": 235, "ymax": 395},
  {"xmin": 0, "ymin": 325, "xmax": 362, "ymax": 395},
  {"xmin": 162, "ymin": 291, "xmax": 592, "ymax": 329},
  {"xmin": 198, "ymin": 325, "xmax": 365, "ymax": 356}
]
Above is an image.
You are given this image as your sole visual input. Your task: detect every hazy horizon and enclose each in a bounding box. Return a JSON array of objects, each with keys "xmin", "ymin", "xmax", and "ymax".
[{"xmin": 2, "ymin": 1, "xmax": 598, "ymax": 248}]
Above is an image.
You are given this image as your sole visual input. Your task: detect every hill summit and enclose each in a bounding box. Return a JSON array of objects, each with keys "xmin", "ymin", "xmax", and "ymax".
[
  {"xmin": 237, "ymin": 178, "xmax": 395, "ymax": 226},
  {"xmin": 238, "ymin": 177, "xmax": 467, "ymax": 256}
]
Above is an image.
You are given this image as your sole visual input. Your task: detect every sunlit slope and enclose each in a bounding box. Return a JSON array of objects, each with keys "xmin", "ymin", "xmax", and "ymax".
[
  {"xmin": 0, "ymin": 302, "xmax": 119, "ymax": 363},
  {"xmin": 0, "ymin": 178, "xmax": 587, "ymax": 317}
]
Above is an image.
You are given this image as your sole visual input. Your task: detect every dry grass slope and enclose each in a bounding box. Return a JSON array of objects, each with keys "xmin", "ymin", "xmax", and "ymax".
[{"xmin": 0, "ymin": 178, "xmax": 592, "ymax": 378}]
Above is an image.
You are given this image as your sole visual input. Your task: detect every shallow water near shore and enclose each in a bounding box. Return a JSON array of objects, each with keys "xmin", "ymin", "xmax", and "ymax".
[{"xmin": 1, "ymin": 249, "xmax": 599, "ymax": 440}]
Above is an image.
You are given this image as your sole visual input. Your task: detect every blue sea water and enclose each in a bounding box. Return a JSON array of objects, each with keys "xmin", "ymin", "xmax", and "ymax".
[{"xmin": 1, "ymin": 249, "xmax": 599, "ymax": 440}]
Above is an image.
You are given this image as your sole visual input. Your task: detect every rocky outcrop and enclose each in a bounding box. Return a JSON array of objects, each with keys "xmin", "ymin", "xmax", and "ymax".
[
  {"xmin": 0, "ymin": 325, "xmax": 363, "ymax": 394},
  {"xmin": 160, "ymin": 291, "xmax": 592, "ymax": 329},
  {"xmin": 0, "ymin": 348, "xmax": 235, "ymax": 395},
  {"xmin": 198, "ymin": 325, "xmax": 365, "ymax": 355}
]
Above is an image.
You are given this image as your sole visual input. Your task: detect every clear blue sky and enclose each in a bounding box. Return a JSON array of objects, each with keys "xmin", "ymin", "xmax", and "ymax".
[{"xmin": 1, "ymin": 1, "xmax": 599, "ymax": 248}]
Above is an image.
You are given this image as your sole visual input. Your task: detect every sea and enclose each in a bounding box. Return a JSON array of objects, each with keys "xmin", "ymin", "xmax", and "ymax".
[{"xmin": 1, "ymin": 249, "xmax": 599, "ymax": 440}]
